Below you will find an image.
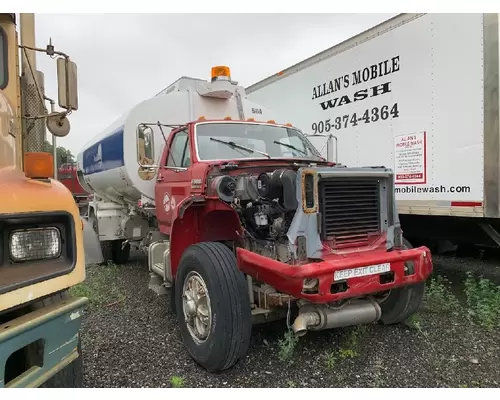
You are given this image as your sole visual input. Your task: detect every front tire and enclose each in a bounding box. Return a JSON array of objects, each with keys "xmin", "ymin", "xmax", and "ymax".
[
  {"xmin": 378, "ymin": 238, "xmax": 426, "ymax": 325},
  {"xmin": 175, "ymin": 242, "xmax": 252, "ymax": 372}
]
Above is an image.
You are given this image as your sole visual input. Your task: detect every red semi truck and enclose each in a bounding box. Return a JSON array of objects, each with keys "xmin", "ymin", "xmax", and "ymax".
[
  {"xmin": 77, "ymin": 66, "xmax": 434, "ymax": 372},
  {"xmin": 58, "ymin": 162, "xmax": 90, "ymax": 215}
]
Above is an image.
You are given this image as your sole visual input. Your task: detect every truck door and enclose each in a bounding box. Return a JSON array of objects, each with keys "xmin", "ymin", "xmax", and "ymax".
[{"xmin": 155, "ymin": 127, "xmax": 192, "ymax": 234}]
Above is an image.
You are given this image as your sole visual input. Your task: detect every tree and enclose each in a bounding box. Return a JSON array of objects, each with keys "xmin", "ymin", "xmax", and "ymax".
[{"xmin": 43, "ymin": 140, "xmax": 75, "ymax": 168}]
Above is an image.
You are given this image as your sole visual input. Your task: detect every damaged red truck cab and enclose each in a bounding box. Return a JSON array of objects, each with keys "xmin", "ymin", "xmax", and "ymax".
[{"xmin": 147, "ymin": 117, "xmax": 432, "ymax": 371}]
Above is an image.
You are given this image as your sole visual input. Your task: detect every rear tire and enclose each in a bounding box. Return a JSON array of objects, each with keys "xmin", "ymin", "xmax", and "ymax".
[
  {"xmin": 174, "ymin": 242, "xmax": 252, "ymax": 372},
  {"xmin": 79, "ymin": 204, "xmax": 89, "ymax": 217},
  {"xmin": 111, "ymin": 240, "xmax": 130, "ymax": 264},
  {"xmin": 99, "ymin": 240, "xmax": 130, "ymax": 265},
  {"xmin": 378, "ymin": 238, "xmax": 426, "ymax": 325}
]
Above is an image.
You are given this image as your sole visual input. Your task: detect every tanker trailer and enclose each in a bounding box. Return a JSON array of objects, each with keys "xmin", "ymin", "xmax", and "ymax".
[{"xmin": 76, "ymin": 69, "xmax": 283, "ymax": 263}]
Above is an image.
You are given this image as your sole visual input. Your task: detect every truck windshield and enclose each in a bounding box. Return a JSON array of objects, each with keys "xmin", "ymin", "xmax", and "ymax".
[{"xmin": 195, "ymin": 122, "xmax": 323, "ymax": 162}]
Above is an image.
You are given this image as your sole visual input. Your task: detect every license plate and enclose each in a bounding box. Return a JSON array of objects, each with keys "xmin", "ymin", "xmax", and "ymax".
[{"xmin": 334, "ymin": 263, "xmax": 391, "ymax": 281}]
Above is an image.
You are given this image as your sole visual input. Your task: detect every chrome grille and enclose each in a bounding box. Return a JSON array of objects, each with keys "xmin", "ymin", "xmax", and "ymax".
[{"xmin": 319, "ymin": 177, "xmax": 381, "ymax": 248}]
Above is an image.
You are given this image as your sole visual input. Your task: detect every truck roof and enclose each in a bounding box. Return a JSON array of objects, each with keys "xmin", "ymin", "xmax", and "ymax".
[
  {"xmin": 245, "ymin": 13, "xmax": 422, "ymax": 94},
  {"xmin": 154, "ymin": 76, "xmax": 206, "ymax": 97},
  {"xmin": 155, "ymin": 76, "xmax": 242, "ymax": 98}
]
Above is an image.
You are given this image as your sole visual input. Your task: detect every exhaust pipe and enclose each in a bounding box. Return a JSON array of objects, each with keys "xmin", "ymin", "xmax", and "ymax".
[
  {"xmin": 292, "ymin": 312, "xmax": 321, "ymax": 337},
  {"xmin": 292, "ymin": 299, "xmax": 382, "ymax": 337}
]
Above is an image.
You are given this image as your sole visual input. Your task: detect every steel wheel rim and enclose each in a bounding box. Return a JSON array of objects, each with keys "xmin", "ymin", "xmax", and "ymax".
[{"xmin": 182, "ymin": 271, "xmax": 212, "ymax": 344}]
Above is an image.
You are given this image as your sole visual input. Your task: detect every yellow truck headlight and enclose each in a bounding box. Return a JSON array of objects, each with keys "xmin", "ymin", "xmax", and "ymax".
[{"xmin": 9, "ymin": 227, "xmax": 62, "ymax": 262}]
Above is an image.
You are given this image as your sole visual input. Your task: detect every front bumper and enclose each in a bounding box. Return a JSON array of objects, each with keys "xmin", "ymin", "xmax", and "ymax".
[
  {"xmin": 0, "ymin": 296, "xmax": 88, "ymax": 388},
  {"xmin": 237, "ymin": 246, "xmax": 433, "ymax": 303}
]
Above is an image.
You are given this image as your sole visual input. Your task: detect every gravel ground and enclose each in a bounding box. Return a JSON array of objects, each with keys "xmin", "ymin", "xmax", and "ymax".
[
  {"xmin": 77, "ymin": 252, "xmax": 500, "ymax": 388},
  {"xmin": 433, "ymin": 253, "xmax": 500, "ymax": 283}
]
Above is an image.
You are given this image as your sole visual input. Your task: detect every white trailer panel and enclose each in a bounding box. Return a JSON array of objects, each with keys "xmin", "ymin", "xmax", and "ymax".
[{"xmin": 247, "ymin": 13, "xmax": 500, "ymax": 219}]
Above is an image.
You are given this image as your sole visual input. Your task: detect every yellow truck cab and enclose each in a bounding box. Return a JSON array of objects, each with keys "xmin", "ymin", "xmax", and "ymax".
[{"xmin": 0, "ymin": 13, "xmax": 87, "ymax": 387}]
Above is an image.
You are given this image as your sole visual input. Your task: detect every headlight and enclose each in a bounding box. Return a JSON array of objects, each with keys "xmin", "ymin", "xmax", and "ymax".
[{"xmin": 9, "ymin": 227, "xmax": 62, "ymax": 262}]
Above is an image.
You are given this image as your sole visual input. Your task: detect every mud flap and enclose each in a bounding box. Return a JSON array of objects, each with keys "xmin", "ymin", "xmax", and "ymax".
[{"xmin": 81, "ymin": 217, "xmax": 104, "ymax": 265}]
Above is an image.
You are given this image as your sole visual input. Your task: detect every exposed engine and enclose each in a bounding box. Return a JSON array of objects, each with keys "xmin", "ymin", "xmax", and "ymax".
[{"xmin": 209, "ymin": 169, "xmax": 299, "ymax": 263}]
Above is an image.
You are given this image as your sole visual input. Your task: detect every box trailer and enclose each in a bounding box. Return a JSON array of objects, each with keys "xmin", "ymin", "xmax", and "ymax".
[{"xmin": 246, "ymin": 13, "xmax": 500, "ymax": 250}]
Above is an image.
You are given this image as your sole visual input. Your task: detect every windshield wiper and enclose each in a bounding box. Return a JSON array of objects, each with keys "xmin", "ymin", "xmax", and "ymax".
[
  {"xmin": 210, "ymin": 137, "xmax": 271, "ymax": 159},
  {"xmin": 273, "ymin": 140, "xmax": 307, "ymax": 156}
]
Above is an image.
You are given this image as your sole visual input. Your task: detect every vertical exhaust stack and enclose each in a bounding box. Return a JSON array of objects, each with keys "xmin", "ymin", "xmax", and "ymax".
[{"xmin": 20, "ymin": 13, "xmax": 47, "ymax": 156}]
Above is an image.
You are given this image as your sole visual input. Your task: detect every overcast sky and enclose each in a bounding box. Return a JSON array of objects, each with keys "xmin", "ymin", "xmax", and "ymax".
[{"xmin": 31, "ymin": 13, "xmax": 396, "ymax": 156}]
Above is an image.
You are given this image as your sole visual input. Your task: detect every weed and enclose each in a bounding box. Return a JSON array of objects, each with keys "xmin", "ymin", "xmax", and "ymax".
[
  {"xmin": 338, "ymin": 348, "xmax": 358, "ymax": 359},
  {"xmin": 464, "ymin": 272, "xmax": 500, "ymax": 331},
  {"xmin": 405, "ymin": 313, "xmax": 422, "ymax": 331},
  {"xmin": 69, "ymin": 282, "xmax": 94, "ymax": 300},
  {"xmin": 424, "ymin": 275, "xmax": 461, "ymax": 315},
  {"xmin": 336, "ymin": 325, "xmax": 365, "ymax": 360},
  {"xmin": 170, "ymin": 376, "xmax": 185, "ymax": 388},
  {"xmin": 287, "ymin": 380, "xmax": 296, "ymax": 388},
  {"xmin": 69, "ymin": 263, "xmax": 125, "ymax": 309},
  {"xmin": 346, "ymin": 325, "xmax": 364, "ymax": 348},
  {"xmin": 323, "ymin": 350, "xmax": 337, "ymax": 369},
  {"xmin": 458, "ymin": 381, "xmax": 481, "ymax": 388},
  {"xmin": 278, "ymin": 330, "xmax": 299, "ymax": 362},
  {"xmin": 373, "ymin": 357, "xmax": 384, "ymax": 387},
  {"xmin": 407, "ymin": 313, "xmax": 430, "ymax": 341},
  {"xmin": 322, "ymin": 328, "xmax": 361, "ymax": 366}
]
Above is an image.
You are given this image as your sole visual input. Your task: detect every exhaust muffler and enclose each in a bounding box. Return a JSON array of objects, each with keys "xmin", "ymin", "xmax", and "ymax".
[{"xmin": 292, "ymin": 299, "xmax": 382, "ymax": 337}]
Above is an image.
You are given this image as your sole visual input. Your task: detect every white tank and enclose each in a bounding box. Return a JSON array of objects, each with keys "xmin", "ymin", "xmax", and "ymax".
[{"xmin": 76, "ymin": 74, "xmax": 285, "ymax": 205}]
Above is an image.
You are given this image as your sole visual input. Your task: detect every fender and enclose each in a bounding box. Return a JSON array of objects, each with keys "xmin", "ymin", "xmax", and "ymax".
[{"xmin": 169, "ymin": 199, "xmax": 242, "ymax": 278}]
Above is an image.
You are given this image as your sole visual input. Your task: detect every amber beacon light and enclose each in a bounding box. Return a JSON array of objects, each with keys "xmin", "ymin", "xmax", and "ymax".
[{"xmin": 211, "ymin": 66, "xmax": 231, "ymax": 81}]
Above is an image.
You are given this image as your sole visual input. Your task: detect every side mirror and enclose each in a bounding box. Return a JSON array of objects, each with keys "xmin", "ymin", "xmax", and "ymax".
[
  {"xmin": 137, "ymin": 123, "xmax": 155, "ymax": 166},
  {"xmin": 57, "ymin": 57, "xmax": 79, "ymax": 111},
  {"xmin": 304, "ymin": 133, "xmax": 338, "ymax": 163}
]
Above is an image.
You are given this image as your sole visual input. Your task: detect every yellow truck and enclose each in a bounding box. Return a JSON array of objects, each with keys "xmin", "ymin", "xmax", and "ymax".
[{"xmin": 0, "ymin": 13, "xmax": 87, "ymax": 387}]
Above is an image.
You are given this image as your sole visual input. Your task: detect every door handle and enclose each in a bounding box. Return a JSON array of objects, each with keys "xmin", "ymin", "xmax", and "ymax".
[{"xmin": 157, "ymin": 175, "xmax": 164, "ymax": 182}]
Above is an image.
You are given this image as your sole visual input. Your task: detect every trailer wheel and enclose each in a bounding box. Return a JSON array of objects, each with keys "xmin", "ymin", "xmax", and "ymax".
[
  {"xmin": 111, "ymin": 240, "xmax": 130, "ymax": 264},
  {"xmin": 79, "ymin": 204, "xmax": 89, "ymax": 217},
  {"xmin": 174, "ymin": 242, "xmax": 252, "ymax": 372},
  {"xmin": 377, "ymin": 238, "xmax": 426, "ymax": 325}
]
